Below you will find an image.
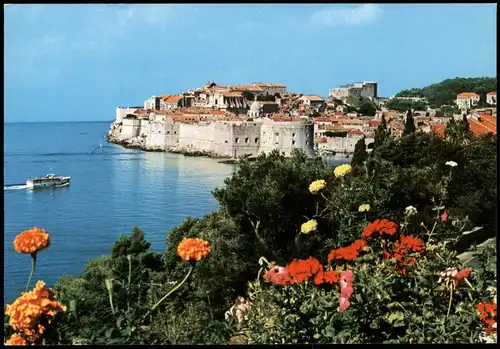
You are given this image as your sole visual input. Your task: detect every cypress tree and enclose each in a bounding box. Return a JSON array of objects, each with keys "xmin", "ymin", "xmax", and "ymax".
[
  {"xmin": 351, "ymin": 137, "xmax": 368, "ymax": 167},
  {"xmin": 404, "ymin": 109, "xmax": 416, "ymax": 135},
  {"xmin": 374, "ymin": 114, "xmax": 391, "ymax": 148}
]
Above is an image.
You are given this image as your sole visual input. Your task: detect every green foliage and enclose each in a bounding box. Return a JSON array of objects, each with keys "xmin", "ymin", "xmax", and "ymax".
[
  {"xmin": 403, "ymin": 110, "xmax": 416, "ymax": 135},
  {"xmin": 11, "ymin": 125, "xmax": 495, "ymax": 344},
  {"xmin": 52, "ymin": 228, "xmax": 166, "ymax": 344},
  {"xmin": 212, "ymin": 149, "xmax": 333, "ymax": 263},
  {"xmin": 373, "ymin": 115, "xmax": 392, "ymax": 149},
  {"xmin": 257, "ymin": 94, "xmax": 276, "ymax": 102},
  {"xmin": 346, "ymin": 96, "xmax": 377, "ymax": 116},
  {"xmin": 444, "ymin": 117, "xmax": 472, "ymax": 144},
  {"xmin": 351, "ymin": 137, "xmax": 367, "ymax": 168},
  {"xmin": 395, "ymin": 77, "xmax": 497, "ymax": 108},
  {"xmin": 358, "ymin": 100, "xmax": 377, "ymax": 116},
  {"xmin": 244, "ymin": 239, "xmax": 495, "ymax": 344},
  {"xmin": 242, "ymin": 91, "xmax": 255, "ymax": 101},
  {"xmin": 386, "ymin": 99, "xmax": 428, "ymax": 112},
  {"xmin": 371, "ymin": 132, "xmax": 496, "ymax": 233}
]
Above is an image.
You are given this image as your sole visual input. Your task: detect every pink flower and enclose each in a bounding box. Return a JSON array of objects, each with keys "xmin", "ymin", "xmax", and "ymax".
[
  {"xmin": 337, "ymin": 270, "xmax": 354, "ymax": 312},
  {"xmin": 338, "ymin": 297, "xmax": 351, "ymax": 312},
  {"xmin": 441, "ymin": 210, "xmax": 448, "ymax": 222},
  {"xmin": 263, "ymin": 266, "xmax": 290, "ymax": 285}
]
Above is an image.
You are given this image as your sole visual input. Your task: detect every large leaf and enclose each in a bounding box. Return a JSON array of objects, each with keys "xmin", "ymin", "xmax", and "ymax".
[{"xmin": 456, "ymin": 237, "xmax": 496, "ymax": 270}]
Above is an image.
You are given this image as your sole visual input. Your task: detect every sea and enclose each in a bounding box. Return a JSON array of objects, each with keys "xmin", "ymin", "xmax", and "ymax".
[{"xmin": 3, "ymin": 121, "xmax": 348, "ymax": 304}]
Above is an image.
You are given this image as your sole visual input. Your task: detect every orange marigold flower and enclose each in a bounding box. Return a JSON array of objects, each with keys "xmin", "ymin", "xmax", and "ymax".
[
  {"xmin": 5, "ymin": 333, "xmax": 28, "ymax": 346},
  {"xmin": 5, "ymin": 281, "xmax": 66, "ymax": 341},
  {"xmin": 176, "ymin": 238, "xmax": 211, "ymax": 262},
  {"xmin": 13, "ymin": 227, "xmax": 50, "ymax": 254},
  {"xmin": 286, "ymin": 257, "xmax": 323, "ymax": 285},
  {"xmin": 361, "ymin": 219, "xmax": 398, "ymax": 240}
]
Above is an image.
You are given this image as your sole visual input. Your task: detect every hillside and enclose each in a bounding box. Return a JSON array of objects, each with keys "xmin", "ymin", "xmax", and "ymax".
[{"xmin": 395, "ymin": 77, "xmax": 497, "ymax": 108}]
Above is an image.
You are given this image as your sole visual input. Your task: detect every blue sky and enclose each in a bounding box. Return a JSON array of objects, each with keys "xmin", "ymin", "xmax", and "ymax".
[{"xmin": 4, "ymin": 4, "xmax": 497, "ymax": 122}]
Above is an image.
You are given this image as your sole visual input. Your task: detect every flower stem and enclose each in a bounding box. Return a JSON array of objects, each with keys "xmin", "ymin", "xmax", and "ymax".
[
  {"xmin": 151, "ymin": 265, "xmax": 194, "ymax": 311},
  {"xmin": 446, "ymin": 285, "xmax": 453, "ymax": 320},
  {"xmin": 25, "ymin": 252, "xmax": 37, "ymax": 292}
]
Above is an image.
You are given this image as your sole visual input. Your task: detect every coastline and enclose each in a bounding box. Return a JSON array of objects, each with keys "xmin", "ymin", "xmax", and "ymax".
[{"xmin": 106, "ymin": 132, "xmax": 351, "ymax": 165}]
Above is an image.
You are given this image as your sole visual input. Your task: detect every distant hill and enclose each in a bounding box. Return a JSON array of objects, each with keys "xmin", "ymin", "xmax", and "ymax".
[{"xmin": 394, "ymin": 77, "xmax": 497, "ymax": 108}]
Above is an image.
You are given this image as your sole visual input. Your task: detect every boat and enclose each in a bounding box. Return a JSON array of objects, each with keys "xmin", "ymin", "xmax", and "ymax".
[{"xmin": 26, "ymin": 174, "xmax": 71, "ymax": 189}]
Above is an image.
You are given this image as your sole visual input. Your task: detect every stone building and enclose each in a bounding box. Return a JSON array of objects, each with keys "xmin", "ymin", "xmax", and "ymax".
[
  {"xmin": 299, "ymin": 95, "xmax": 325, "ymax": 110},
  {"xmin": 455, "ymin": 92, "xmax": 480, "ymax": 110},
  {"xmin": 253, "ymin": 83, "xmax": 287, "ymax": 96},
  {"xmin": 112, "ymin": 106, "xmax": 314, "ymax": 159},
  {"xmin": 487, "ymin": 92, "xmax": 496, "ymax": 105},
  {"xmin": 329, "ymin": 82, "xmax": 378, "ymax": 100}
]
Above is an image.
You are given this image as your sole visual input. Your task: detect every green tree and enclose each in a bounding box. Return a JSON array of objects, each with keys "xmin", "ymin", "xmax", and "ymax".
[
  {"xmin": 403, "ymin": 110, "xmax": 416, "ymax": 135},
  {"xmin": 374, "ymin": 115, "xmax": 392, "ymax": 148},
  {"xmin": 358, "ymin": 100, "xmax": 377, "ymax": 116},
  {"xmin": 351, "ymin": 137, "xmax": 368, "ymax": 167},
  {"xmin": 242, "ymin": 91, "xmax": 255, "ymax": 101}
]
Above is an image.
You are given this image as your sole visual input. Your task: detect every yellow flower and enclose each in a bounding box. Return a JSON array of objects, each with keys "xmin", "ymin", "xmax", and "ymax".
[
  {"xmin": 333, "ymin": 164, "xmax": 352, "ymax": 178},
  {"xmin": 358, "ymin": 204, "xmax": 370, "ymax": 212},
  {"xmin": 309, "ymin": 180, "xmax": 326, "ymax": 194},
  {"xmin": 301, "ymin": 219, "xmax": 318, "ymax": 234}
]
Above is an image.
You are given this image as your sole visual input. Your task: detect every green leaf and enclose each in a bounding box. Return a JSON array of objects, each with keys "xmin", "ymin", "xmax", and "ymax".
[
  {"xmin": 105, "ymin": 327, "xmax": 114, "ymax": 339},
  {"xmin": 386, "ymin": 311, "xmax": 405, "ymax": 327}
]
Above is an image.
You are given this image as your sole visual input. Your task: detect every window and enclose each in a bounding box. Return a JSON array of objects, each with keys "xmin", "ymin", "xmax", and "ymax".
[
  {"xmin": 306, "ymin": 140, "xmax": 309, "ymax": 145},
  {"xmin": 292, "ymin": 140, "xmax": 295, "ymax": 145},
  {"xmin": 255, "ymin": 137, "xmax": 259, "ymax": 143},
  {"xmin": 245, "ymin": 138, "xmax": 249, "ymax": 143},
  {"xmin": 174, "ymin": 131, "xmax": 177, "ymax": 135},
  {"xmin": 167, "ymin": 131, "xmax": 170, "ymax": 134},
  {"xmin": 225, "ymin": 140, "xmax": 228, "ymax": 143},
  {"xmin": 292, "ymin": 133, "xmax": 296, "ymax": 138},
  {"xmin": 235, "ymin": 138, "xmax": 239, "ymax": 143},
  {"xmin": 275, "ymin": 132, "xmax": 279, "ymax": 136}
]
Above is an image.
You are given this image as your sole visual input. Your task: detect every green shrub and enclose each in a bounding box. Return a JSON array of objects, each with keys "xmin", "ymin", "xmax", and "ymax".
[{"xmin": 243, "ymin": 218, "xmax": 496, "ymax": 344}]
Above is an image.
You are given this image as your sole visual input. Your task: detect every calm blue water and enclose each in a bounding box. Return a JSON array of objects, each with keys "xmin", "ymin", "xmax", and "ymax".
[
  {"xmin": 3, "ymin": 121, "xmax": 236, "ymax": 304},
  {"xmin": 3, "ymin": 121, "xmax": 348, "ymax": 304}
]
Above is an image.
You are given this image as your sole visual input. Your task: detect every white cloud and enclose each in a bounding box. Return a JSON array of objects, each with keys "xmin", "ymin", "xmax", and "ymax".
[{"xmin": 311, "ymin": 4, "xmax": 382, "ymax": 27}]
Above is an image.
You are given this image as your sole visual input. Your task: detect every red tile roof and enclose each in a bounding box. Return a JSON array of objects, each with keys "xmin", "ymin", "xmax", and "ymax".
[
  {"xmin": 165, "ymin": 95, "xmax": 184, "ymax": 103},
  {"xmin": 223, "ymin": 92, "xmax": 244, "ymax": 97},
  {"xmin": 431, "ymin": 116, "xmax": 496, "ymax": 137},
  {"xmin": 254, "ymin": 83, "xmax": 286, "ymax": 88},
  {"xmin": 457, "ymin": 92, "xmax": 479, "ymax": 99},
  {"xmin": 487, "ymin": 92, "xmax": 496, "ymax": 96},
  {"xmin": 469, "ymin": 115, "xmax": 496, "ymax": 136},
  {"xmin": 301, "ymin": 95, "xmax": 325, "ymax": 102}
]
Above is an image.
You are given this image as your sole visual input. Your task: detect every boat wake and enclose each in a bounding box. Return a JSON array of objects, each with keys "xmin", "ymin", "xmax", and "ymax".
[{"xmin": 4, "ymin": 184, "xmax": 29, "ymax": 191}]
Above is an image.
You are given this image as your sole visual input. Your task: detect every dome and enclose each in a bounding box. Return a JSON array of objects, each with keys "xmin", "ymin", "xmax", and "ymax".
[{"xmin": 250, "ymin": 101, "xmax": 261, "ymax": 111}]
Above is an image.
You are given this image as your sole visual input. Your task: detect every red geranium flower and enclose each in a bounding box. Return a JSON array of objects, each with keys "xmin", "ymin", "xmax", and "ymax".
[
  {"xmin": 361, "ymin": 219, "xmax": 398, "ymax": 240},
  {"xmin": 327, "ymin": 239, "xmax": 367, "ymax": 264},
  {"xmin": 476, "ymin": 300, "xmax": 497, "ymax": 334},
  {"xmin": 286, "ymin": 257, "xmax": 323, "ymax": 285},
  {"xmin": 314, "ymin": 270, "xmax": 339, "ymax": 285}
]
